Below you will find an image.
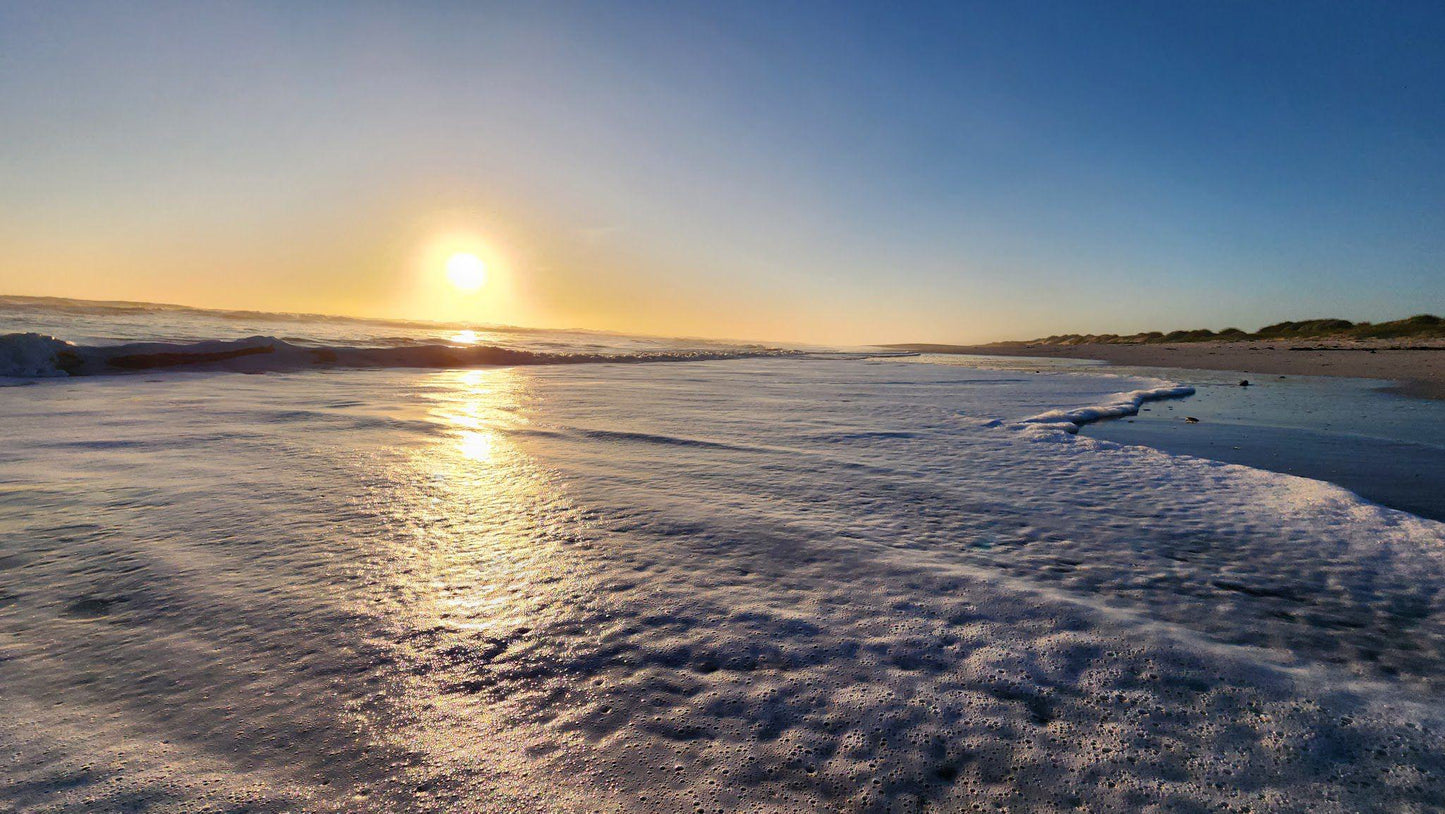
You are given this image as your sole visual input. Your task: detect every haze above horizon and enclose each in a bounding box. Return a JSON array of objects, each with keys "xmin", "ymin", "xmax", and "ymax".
[{"xmin": 2, "ymin": 1, "xmax": 1442, "ymax": 345}]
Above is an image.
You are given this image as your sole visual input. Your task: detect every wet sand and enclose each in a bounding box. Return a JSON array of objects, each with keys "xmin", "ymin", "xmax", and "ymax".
[{"xmin": 888, "ymin": 339, "xmax": 1445, "ymax": 400}]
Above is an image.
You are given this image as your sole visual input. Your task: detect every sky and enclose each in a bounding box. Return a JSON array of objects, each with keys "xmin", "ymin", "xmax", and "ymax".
[{"xmin": 2, "ymin": 1, "xmax": 1442, "ymax": 345}]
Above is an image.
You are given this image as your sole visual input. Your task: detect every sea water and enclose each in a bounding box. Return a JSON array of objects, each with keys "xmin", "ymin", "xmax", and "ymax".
[
  {"xmin": 1081, "ymin": 368, "xmax": 1445, "ymax": 522},
  {"xmin": 2, "ymin": 298, "xmax": 1444, "ymax": 812},
  {"xmin": 901, "ymin": 351, "xmax": 1445, "ymax": 522}
]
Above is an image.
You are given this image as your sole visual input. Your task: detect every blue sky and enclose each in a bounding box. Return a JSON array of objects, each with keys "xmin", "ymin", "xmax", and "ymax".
[{"xmin": 2, "ymin": 1, "xmax": 1441, "ymax": 343}]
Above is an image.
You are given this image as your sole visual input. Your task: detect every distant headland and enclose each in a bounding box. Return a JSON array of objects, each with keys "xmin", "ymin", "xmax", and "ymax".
[
  {"xmin": 999, "ymin": 314, "xmax": 1443, "ymax": 347},
  {"xmin": 883, "ymin": 315, "xmax": 1445, "ymax": 401}
]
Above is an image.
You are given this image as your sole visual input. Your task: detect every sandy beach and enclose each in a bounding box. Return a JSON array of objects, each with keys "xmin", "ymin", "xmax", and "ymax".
[
  {"xmin": 4, "ymin": 299, "xmax": 1445, "ymax": 812},
  {"xmin": 5, "ymin": 3, "xmax": 1444, "ymax": 809},
  {"xmin": 889, "ymin": 339, "xmax": 1445, "ymax": 400}
]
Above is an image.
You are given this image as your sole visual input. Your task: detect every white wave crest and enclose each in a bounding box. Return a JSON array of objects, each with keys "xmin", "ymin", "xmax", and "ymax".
[
  {"xmin": 0, "ymin": 333, "xmax": 78, "ymax": 377},
  {"xmin": 1018, "ymin": 384, "xmax": 1196, "ymax": 434},
  {"xmin": 0, "ymin": 332, "xmax": 804, "ymax": 378}
]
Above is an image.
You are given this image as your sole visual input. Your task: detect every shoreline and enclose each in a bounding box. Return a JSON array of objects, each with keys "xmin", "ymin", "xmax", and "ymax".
[{"xmin": 886, "ymin": 339, "xmax": 1445, "ymax": 401}]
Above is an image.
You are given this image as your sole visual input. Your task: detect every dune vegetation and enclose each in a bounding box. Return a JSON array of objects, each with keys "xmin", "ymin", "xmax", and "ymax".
[{"xmin": 1010, "ymin": 314, "xmax": 1443, "ymax": 346}]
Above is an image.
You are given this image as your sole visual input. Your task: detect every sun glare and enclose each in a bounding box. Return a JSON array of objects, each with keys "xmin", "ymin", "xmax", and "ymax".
[{"xmin": 445, "ymin": 252, "xmax": 487, "ymax": 292}]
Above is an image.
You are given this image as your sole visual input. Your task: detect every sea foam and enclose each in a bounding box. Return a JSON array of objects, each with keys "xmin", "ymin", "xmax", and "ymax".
[
  {"xmin": 0, "ymin": 332, "xmax": 79, "ymax": 377},
  {"xmin": 1019, "ymin": 384, "xmax": 1197, "ymax": 433},
  {"xmin": 0, "ymin": 331, "xmax": 804, "ymax": 378},
  {"xmin": 1, "ymin": 355, "xmax": 1441, "ymax": 812}
]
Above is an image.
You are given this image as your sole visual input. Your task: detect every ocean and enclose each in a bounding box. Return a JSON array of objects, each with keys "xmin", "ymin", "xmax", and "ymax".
[{"xmin": 2, "ymin": 296, "xmax": 1444, "ymax": 812}]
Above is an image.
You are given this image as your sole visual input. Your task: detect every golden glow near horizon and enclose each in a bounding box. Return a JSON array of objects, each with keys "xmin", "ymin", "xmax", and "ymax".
[
  {"xmin": 445, "ymin": 252, "xmax": 487, "ymax": 292},
  {"xmin": 0, "ymin": 211, "xmax": 1032, "ymax": 346}
]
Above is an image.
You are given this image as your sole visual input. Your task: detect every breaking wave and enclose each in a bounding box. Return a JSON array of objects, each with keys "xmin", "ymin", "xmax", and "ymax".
[
  {"xmin": 0, "ymin": 332, "xmax": 805, "ymax": 378},
  {"xmin": 1019, "ymin": 384, "xmax": 1196, "ymax": 433}
]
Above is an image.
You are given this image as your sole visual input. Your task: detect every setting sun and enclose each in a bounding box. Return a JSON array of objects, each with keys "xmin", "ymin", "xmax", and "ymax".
[
  {"xmin": 445, "ymin": 252, "xmax": 487, "ymax": 292},
  {"xmin": 4, "ymin": 5, "xmax": 1443, "ymax": 811}
]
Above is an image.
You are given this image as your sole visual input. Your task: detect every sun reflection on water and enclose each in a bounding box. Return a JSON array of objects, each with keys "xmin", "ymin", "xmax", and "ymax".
[
  {"xmin": 431, "ymin": 368, "xmax": 518, "ymax": 467},
  {"xmin": 457, "ymin": 431, "xmax": 494, "ymax": 462},
  {"xmin": 379, "ymin": 366, "xmax": 593, "ymax": 643},
  {"xmin": 351, "ymin": 365, "xmax": 615, "ymax": 795}
]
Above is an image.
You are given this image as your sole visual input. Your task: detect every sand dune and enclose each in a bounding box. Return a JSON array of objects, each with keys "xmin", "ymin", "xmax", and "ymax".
[{"xmin": 886, "ymin": 339, "xmax": 1445, "ymax": 400}]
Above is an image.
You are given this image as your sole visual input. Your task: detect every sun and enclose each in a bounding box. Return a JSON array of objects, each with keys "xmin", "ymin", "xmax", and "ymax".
[{"xmin": 445, "ymin": 252, "xmax": 487, "ymax": 292}]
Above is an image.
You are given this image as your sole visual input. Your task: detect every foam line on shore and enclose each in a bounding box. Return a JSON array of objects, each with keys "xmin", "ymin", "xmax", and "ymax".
[{"xmin": 1017, "ymin": 384, "xmax": 1196, "ymax": 434}]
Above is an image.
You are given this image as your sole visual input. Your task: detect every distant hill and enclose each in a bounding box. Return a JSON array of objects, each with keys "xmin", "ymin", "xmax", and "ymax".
[{"xmin": 999, "ymin": 314, "xmax": 1443, "ymax": 346}]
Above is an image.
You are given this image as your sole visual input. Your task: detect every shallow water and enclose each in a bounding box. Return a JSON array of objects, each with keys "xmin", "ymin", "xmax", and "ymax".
[
  {"xmin": 912, "ymin": 352, "xmax": 1445, "ymax": 522},
  {"xmin": 3, "ymin": 355, "xmax": 1445, "ymax": 812},
  {"xmin": 1082, "ymin": 373, "xmax": 1445, "ymax": 521}
]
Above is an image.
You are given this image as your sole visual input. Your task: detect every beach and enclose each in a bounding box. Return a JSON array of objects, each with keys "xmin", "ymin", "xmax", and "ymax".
[
  {"xmin": 5, "ymin": 3, "xmax": 1442, "ymax": 810},
  {"xmin": 887, "ymin": 339, "xmax": 1445, "ymax": 400},
  {"xmin": 4, "ymin": 300, "xmax": 1445, "ymax": 812}
]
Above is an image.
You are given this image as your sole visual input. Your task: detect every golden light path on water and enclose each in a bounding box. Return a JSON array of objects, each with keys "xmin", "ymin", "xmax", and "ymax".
[
  {"xmin": 342, "ymin": 367, "xmax": 619, "ymax": 810},
  {"xmin": 379, "ymin": 367, "xmax": 560, "ymax": 638}
]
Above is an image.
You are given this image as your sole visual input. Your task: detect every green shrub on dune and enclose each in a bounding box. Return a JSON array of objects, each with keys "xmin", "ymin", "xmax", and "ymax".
[{"xmin": 1004, "ymin": 314, "xmax": 1442, "ymax": 345}]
